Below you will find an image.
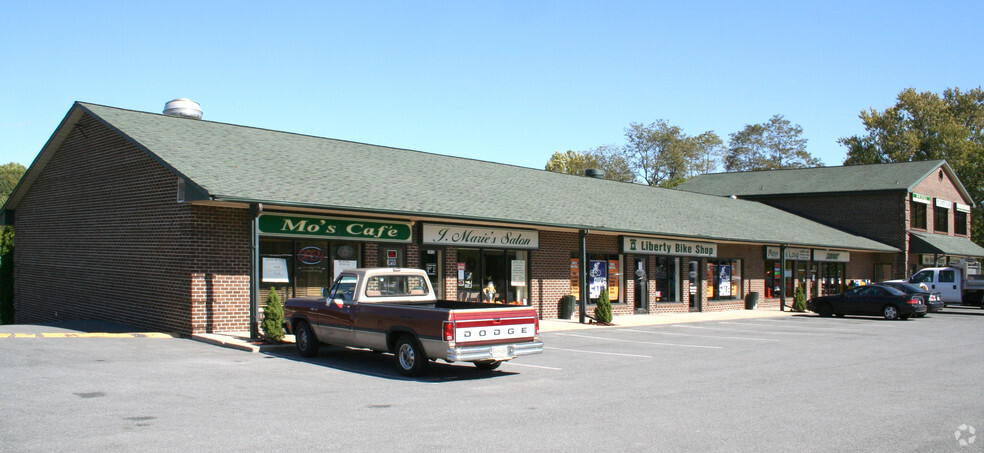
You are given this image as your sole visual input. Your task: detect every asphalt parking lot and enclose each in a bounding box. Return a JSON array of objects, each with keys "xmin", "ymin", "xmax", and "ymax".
[{"xmin": 2, "ymin": 308, "xmax": 983, "ymax": 452}]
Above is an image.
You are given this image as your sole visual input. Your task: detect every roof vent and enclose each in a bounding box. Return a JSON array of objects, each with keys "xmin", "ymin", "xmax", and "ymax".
[
  {"xmin": 163, "ymin": 98, "xmax": 203, "ymax": 119},
  {"xmin": 585, "ymin": 168, "xmax": 606, "ymax": 179}
]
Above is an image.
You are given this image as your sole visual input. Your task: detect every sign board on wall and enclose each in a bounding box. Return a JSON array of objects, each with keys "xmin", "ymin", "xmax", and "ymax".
[
  {"xmin": 258, "ymin": 214, "xmax": 412, "ymax": 242},
  {"xmin": 422, "ymin": 224, "xmax": 539, "ymax": 249},
  {"xmin": 936, "ymin": 198, "xmax": 953, "ymax": 209},
  {"xmin": 813, "ymin": 250, "xmax": 851, "ymax": 262},
  {"xmin": 622, "ymin": 237, "xmax": 717, "ymax": 258},
  {"xmin": 764, "ymin": 246, "xmax": 812, "ymax": 261},
  {"xmin": 912, "ymin": 193, "xmax": 932, "ymax": 204}
]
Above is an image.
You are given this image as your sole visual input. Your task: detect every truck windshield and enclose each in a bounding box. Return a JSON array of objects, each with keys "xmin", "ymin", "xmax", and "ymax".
[
  {"xmin": 910, "ymin": 271, "xmax": 934, "ymax": 284},
  {"xmin": 365, "ymin": 275, "xmax": 430, "ymax": 298}
]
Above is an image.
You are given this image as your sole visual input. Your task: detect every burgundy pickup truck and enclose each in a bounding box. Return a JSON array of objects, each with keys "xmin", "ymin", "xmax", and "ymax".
[{"xmin": 283, "ymin": 268, "xmax": 544, "ymax": 376}]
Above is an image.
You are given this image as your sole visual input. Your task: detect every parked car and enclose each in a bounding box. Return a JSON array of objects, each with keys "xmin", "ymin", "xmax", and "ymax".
[
  {"xmin": 878, "ymin": 281, "xmax": 943, "ymax": 316},
  {"xmin": 807, "ymin": 284, "xmax": 927, "ymax": 320}
]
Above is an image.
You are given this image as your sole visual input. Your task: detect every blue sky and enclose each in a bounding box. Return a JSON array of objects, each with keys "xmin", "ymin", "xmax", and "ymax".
[{"xmin": 2, "ymin": 1, "xmax": 982, "ymax": 171}]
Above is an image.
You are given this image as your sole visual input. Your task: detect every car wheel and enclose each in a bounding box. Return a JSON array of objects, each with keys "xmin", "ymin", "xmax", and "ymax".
[
  {"xmin": 882, "ymin": 305, "xmax": 900, "ymax": 320},
  {"xmin": 474, "ymin": 360, "xmax": 502, "ymax": 371},
  {"xmin": 295, "ymin": 321, "xmax": 320, "ymax": 358},
  {"xmin": 817, "ymin": 303, "xmax": 833, "ymax": 317},
  {"xmin": 395, "ymin": 335, "xmax": 428, "ymax": 377}
]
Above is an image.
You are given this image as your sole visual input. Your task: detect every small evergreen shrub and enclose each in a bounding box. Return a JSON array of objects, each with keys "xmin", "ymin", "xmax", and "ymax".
[
  {"xmin": 261, "ymin": 287, "xmax": 285, "ymax": 343},
  {"xmin": 0, "ymin": 227, "xmax": 14, "ymax": 325},
  {"xmin": 792, "ymin": 284, "xmax": 807, "ymax": 312},
  {"xmin": 594, "ymin": 288, "xmax": 613, "ymax": 324}
]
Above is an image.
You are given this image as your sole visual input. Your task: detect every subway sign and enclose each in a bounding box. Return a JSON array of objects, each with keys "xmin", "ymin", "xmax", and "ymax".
[
  {"xmin": 622, "ymin": 237, "xmax": 717, "ymax": 258},
  {"xmin": 258, "ymin": 214, "xmax": 412, "ymax": 242}
]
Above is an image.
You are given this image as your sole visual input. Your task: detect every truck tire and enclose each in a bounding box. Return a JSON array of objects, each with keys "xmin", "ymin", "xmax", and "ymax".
[
  {"xmin": 395, "ymin": 335, "xmax": 427, "ymax": 377},
  {"xmin": 295, "ymin": 321, "xmax": 320, "ymax": 358}
]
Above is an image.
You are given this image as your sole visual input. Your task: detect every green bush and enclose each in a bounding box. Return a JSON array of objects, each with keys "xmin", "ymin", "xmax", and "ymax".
[
  {"xmin": 261, "ymin": 287, "xmax": 285, "ymax": 343},
  {"xmin": 594, "ymin": 288, "xmax": 613, "ymax": 324},
  {"xmin": 0, "ymin": 226, "xmax": 14, "ymax": 325},
  {"xmin": 792, "ymin": 284, "xmax": 807, "ymax": 312}
]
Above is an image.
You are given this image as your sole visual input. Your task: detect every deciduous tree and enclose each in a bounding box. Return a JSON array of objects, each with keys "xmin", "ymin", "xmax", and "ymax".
[{"xmin": 724, "ymin": 115, "xmax": 822, "ymax": 171}]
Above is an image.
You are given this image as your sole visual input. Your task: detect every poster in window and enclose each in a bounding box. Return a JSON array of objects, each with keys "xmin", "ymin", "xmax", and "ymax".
[
  {"xmin": 333, "ymin": 260, "xmax": 358, "ymax": 280},
  {"xmin": 510, "ymin": 260, "xmax": 527, "ymax": 287},
  {"xmin": 719, "ymin": 265, "xmax": 732, "ymax": 297},
  {"xmin": 262, "ymin": 257, "xmax": 289, "ymax": 283},
  {"xmin": 608, "ymin": 260, "xmax": 619, "ymax": 301},
  {"xmin": 589, "ymin": 260, "xmax": 607, "ymax": 299}
]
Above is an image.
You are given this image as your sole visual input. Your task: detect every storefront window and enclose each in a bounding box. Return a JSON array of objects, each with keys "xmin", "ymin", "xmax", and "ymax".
[
  {"xmin": 260, "ymin": 238, "xmax": 362, "ymax": 300},
  {"xmin": 765, "ymin": 261, "xmax": 781, "ymax": 298},
  {"xmin": 934, "ymin": 205, "xmax": 949, "ymax": 233},
  {"xmin": 457, "ymin": 248, "xmax": 529, "ymax": 304},
  {"xmin": 570, "ymin": 254, "xmax": 622, "ymax": 305},
  {"xmin": 653, "ymin": 256, "xmax": 679, "ymax": 302},
  {"xmin": 910, "ymin": 201, "xmax": 927, "ymax": 229},
  {"xmin": 955, "ymin": 210, "xmax": 968, "ymax": 235},
  {"xmin": 706, "ymin": 259, "xmax": 742, "ymax": 300}
]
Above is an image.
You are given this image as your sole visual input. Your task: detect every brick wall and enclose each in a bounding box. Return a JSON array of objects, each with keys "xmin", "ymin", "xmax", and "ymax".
[
  {"xmin": 189, "ymin": 206, "xmax": 251, "ymax": 333},
  {"xmin": 13, "ymin": 115, "xmax": 197, "ymax": 333}
]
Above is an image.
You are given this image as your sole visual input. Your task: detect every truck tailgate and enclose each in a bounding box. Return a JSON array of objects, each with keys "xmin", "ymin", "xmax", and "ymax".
[{"xmin": 449, "ymin": 307, "xmax": 538, "ymax": 345}]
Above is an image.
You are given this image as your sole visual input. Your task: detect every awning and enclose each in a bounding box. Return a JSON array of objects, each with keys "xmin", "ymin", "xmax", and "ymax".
[{"xmin": 910, "ymin": 232, "xmax": 984, "ymax": 257}]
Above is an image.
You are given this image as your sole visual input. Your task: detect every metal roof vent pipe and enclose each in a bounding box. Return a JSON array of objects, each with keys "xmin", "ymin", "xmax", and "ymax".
[
  {"xmin": 163, "ymin": 98, "xmax": 203, "ymax": 119},
  {"xmin": 585, "ymin": 168, "xmax": 606, "ymax": 179}
]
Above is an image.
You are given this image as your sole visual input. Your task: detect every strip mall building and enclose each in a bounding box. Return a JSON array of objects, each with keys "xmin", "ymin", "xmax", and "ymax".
[{"xmin": 2, "ymin": 101, "xmax": 980, "ymax": 335}]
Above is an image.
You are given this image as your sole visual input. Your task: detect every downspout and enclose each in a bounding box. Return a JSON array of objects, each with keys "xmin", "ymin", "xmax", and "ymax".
[
  {"xmin": 780, "ymin": 244, "xmax": 787, "ymax": 311},
  {"xmin": 249, "ymin": 203, "xmax": 262, "ymax": 339},
  {"xmin": 579, "ymin": 229, "xmax": 589, "ymax": 324}
]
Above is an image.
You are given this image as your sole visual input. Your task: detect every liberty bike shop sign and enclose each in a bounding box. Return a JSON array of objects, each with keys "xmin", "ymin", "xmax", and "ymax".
[
  {"xmin": 257, "ymin": 213, "xmax": 412, "ymax": 242},
  {"xmin": 621, "ymin": 236, "xmax": 717, "ymax": 258}
]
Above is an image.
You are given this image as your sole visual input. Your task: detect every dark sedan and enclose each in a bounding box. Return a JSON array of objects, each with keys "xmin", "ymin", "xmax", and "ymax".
[
  {"xmin": 878, "ymin": 281, "xmax": 944, "ymax": 316},
  {"xmin": 807, "ymin": 284, "xmax": 927, "ymax": 320}
]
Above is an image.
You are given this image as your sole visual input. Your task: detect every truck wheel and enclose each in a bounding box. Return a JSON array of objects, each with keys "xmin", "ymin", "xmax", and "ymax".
[
  {"xmin": 474, "ymin": 360, "xmax": 502, "ymax": 371},
  {"xmin": 882, "ymin": 305, "xmax": 900, "ymax": 320},
  {"xmin": 295, "ymin": 321, "xmax": 320, "ymax": 358},
  {"xmin": 395, "ymin": 335, "xmax": 427, "ymax": 377}
]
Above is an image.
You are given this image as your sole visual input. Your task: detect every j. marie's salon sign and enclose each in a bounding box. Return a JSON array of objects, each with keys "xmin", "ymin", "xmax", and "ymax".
[{"xmin": 422, "ymin": 224, "xmax": 539, "ymax": 250}]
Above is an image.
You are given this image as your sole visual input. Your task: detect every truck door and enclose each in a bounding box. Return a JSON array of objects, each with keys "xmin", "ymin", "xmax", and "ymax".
[
  {"xmin": 937, "ymin": 269, "xmax": 961, "ymax": 304},
  {"xmin": 322, "ymin": 275, "xmax": 357, "ymax": 344}
]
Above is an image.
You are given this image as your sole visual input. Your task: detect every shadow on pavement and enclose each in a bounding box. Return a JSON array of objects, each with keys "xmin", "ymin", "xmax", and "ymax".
[
  {"xmin": 0, "ymin": 319, "xmax": 148, "ymax": 334},
  {"xmin": 264, "ymin": 345, "xmax": 520, "ymax": 382}
]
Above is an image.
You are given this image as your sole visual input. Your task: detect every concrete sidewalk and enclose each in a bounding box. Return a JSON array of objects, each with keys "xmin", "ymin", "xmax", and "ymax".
[{"xmin": 192, "ymin": 307, "xmax": 805, "ymax": 353}]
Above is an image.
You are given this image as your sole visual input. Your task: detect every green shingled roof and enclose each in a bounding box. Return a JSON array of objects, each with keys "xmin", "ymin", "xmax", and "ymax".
[
  {"xmin": 5, "ymin": 102, "xmax": 898, "ymax": 252},
  {"xmin": 676, "ymin": 160, "xmax": 968, "ymax": 200}
]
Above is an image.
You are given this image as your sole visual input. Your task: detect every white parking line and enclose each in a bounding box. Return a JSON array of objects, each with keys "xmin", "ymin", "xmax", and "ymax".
[
  {"xmin": 554, "ymin": 332, "xmax": 724, "ymax": 349},
  {"xmin": 717, "ymin": 321, "xmax": 869, "ymax": 333},
  {"xmin": 504, "ymin": 362, "xmax": 563, "ymax": 371},
  {"xmin": 616, "ymin": 328, "xmax": 778, "ymax": 342},
  {"xmin": 546, "ymin": 346, "xmax": 653, "ymax": 358}
]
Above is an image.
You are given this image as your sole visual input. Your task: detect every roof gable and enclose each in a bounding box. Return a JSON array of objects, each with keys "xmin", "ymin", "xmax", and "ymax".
[{"xmin": 676, "ymin": 161, "xmax": 973, "ymax": 204}]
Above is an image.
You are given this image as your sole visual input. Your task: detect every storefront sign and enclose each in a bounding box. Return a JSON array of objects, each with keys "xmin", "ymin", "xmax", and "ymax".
[
  {"xmin": 422, "ymin": 224, "xmax": 539, "ymax": 249},
  {"xmin": 936, "ymin": 198, "xmax": 952, "ymax": 209},
  {"xmin": 588, "ymin": 260, "xmax": 607, "ymax": 299},
  {"xmin": 765, "ymin": 246, "xmax": 811, "ymax": 261},
  {"xmin": 956, "ymin": 203, "xmax": 971, "ymax": 213},
  {"xmin": 258, "ymin": 214, "xmax": 412, "ymax": 242},
  {"xmin": 813, "ymin": 249, "xmax": 851, "ymax": 263},
  {"xmin": 622, "ymin": 237, "xmax": 717, "ymax": 258},
  {"xmin": 911, "ymin": 193, "xmax": 932, "ymax": 204}
]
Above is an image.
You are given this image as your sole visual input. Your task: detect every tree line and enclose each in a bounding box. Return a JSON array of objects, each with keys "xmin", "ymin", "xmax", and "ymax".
[
  {"xmin": 546, "ymin": 114, "xmax": 822, "ymax": 188},
  {"xmin": 545, "ymin": 86, "xmax": 984, "ymax": 246}
]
